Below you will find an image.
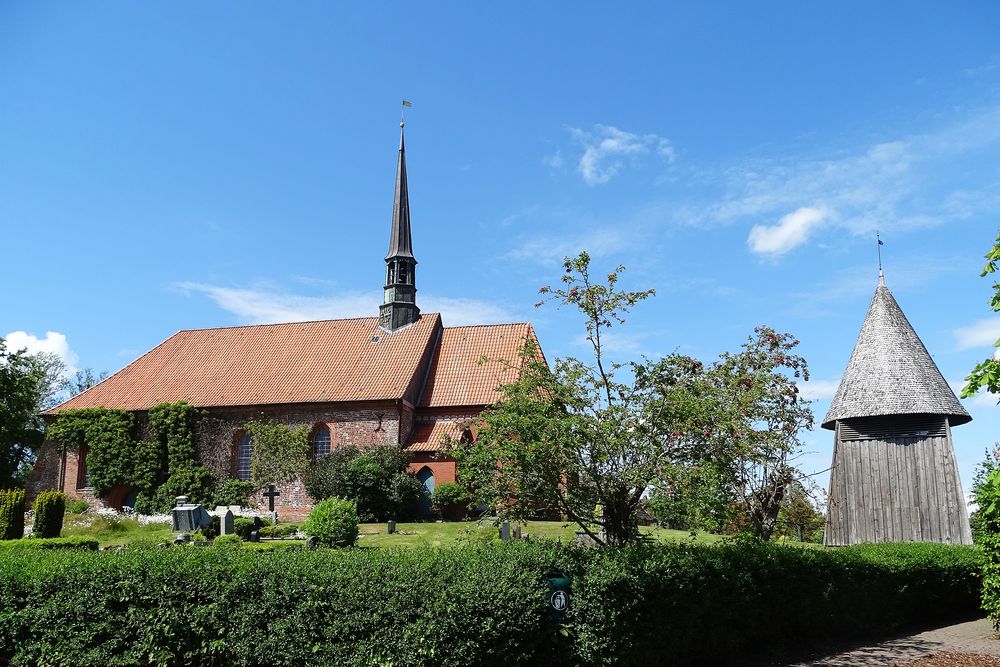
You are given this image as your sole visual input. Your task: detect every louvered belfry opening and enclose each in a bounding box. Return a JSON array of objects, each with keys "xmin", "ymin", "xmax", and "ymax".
[{"xmin": 823, "ymin": 279, "xmax": 972, "ymax": 547}]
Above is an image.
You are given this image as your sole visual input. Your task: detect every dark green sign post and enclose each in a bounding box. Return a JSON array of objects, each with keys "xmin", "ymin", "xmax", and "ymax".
[{"xmin": 546, "ymin": 572, "xmax": 571, "ymax": 628}]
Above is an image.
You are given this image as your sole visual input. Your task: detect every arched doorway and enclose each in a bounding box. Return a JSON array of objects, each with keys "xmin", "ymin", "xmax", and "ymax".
[{"xmin": 417, "ymin": 466, "xmax": 434, "ymax": 518}]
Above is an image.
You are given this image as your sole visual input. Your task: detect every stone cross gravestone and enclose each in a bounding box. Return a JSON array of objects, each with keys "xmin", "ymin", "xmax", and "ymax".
[{"xmin": 262, "ymin": 484, "xmax": 281, "ymax": 512}]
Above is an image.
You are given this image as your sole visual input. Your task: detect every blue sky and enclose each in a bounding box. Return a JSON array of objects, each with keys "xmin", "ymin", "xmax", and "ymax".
[{"xmin": 2, "ymin": 2, "xmax": 999, "ymax": 499}]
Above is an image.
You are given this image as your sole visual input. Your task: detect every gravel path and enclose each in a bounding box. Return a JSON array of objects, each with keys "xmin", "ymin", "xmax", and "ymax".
[{"xmin": 787, "ymin": 619, "xmax": 1000, "ymax": 666}]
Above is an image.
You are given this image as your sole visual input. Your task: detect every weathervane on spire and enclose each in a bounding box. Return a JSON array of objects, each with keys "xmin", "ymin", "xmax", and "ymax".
[
  {"xmin": 877, "ymin": 231, "xmax": 885, "ymax": 286},
  {"xmin": 400, "ymin": 99, "xmax": 413, "ymax": 127}
]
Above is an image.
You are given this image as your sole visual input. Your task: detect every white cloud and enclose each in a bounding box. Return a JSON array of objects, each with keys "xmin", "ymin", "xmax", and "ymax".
[
  {"xmin": 3, "ymin": 330, "xmax": 78, "ymax": 374},
  {"xmin": 747, "ymin": 206, "xmax": 829, "ymax": 256},
  {"xmin": 507, "ymin": 226, "xmax": 635, "ymax": 265},
  {"xmin": 797, "ymin": 378, "xmax": 840, "ymax": 401},
  {"xmin": 569, "ymin": 125, "xmax": 674, "ymax": 186},
  {"xmin": 953, "ymin": 318, "xmax": 1000, "ymax": 350},
  {"xmin": 175, "ymin": 282, "xmax": 518, "ymax": 327},
  {"xmin": 677, "ymin": 104, "xmax": 1000, "ymax": 255}
]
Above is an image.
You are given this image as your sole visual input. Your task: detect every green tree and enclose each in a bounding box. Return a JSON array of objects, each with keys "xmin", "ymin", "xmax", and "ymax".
[
  {"xmin": 0, "ymin": 339, "xmax": 52, "ymax": 486},
  {"xmin": 963, "ymin": 231, "xmax": 1000, "ymax": 402},
  {"xmin": 454, "ymin": 252, "xmax": 674, "ymax": 546},
  {"xmin": 304, "ymin": 444, "xmax": 423, "ymax": 521},
  {"xmin": 775, "ymin": 480, "xmax": 824, "ymax": 542},
  {"xmin": 704, "ymin": 327, "xmax": 814, "ymax": 540},
  {"xmin": 67, "ymin": 368, "xmax": 109, "ymax": 397}
]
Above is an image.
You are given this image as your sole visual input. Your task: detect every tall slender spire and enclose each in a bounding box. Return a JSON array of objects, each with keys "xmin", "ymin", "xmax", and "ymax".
[
  {"xmin": 379, "ymin": 121, "xmax": 420, "ymax": 332},
  {"xmin": 386, "ymin": 123, "xmax": 414, "ymax": 259}
]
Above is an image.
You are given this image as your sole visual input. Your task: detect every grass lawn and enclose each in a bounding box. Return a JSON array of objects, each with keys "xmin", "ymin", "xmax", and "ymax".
[
  {"xmin": 56, "ymin": 512, "xmax": 823, "ymax": 549},
  {"xmin": 61, "ymin": 513, "xmax": 175, "ymax": 546},
  {"xmin": 58, "ymin": 512, "xmax": 733, "ymax": 548},
  {"xmin": 356, "ymin": 520, "xmax": 726, "ymax": 548}
]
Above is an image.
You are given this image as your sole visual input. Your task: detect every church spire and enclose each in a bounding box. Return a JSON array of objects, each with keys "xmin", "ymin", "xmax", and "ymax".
[
  {"xmin": 379, "ymin": 121, "xmax": 420, "ymax": 332},
  {"xmin": 386, "ymin": 123, "xmax": 414, "ymax": 260}
]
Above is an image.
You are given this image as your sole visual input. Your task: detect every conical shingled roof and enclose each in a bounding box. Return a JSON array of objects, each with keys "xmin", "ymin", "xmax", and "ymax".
[{"xmin": 821, "ymin": 279, "xmax": 971, "ymax": 429}]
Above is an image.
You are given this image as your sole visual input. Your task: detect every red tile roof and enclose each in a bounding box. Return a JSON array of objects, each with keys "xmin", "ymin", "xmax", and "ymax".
[
  {"xmin": 405, "ymin": 421, "xmax": 461, "ymax": 452},
  {"xmin": 419, "ymin": 323, "xmax": 537, "ymax": 408},
  {"xmin": 50, "ymin": 315, "xmax": 441, "ymax": 413}
]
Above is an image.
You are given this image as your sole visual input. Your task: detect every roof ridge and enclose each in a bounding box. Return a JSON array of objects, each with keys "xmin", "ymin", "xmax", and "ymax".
[
  {"xmin": 442, "ymin": 322, "xmax": 530, "ymax": 330},
  {"xmin": 176, "ymin": 312, "xmax": 444, "ymax": 333}
]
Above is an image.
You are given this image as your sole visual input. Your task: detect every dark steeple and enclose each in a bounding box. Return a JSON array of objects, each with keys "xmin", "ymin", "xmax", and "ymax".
[{"xmin": 379, "ymin": 122, "xmax": 420, "ymax": 331}]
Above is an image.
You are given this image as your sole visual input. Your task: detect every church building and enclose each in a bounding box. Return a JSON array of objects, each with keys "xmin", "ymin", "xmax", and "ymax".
[{"xmin": 28, "ymin": 123, "xmax": 541, "ymax": 519}]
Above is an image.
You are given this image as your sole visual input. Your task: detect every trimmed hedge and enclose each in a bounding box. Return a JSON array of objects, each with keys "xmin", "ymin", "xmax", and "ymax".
[
  {"xmin": 0, "ymin": 540, "xmax": 982, "ymax": 666},
  {"xmin": 0, "ymin": 536, "xmax": 99, "ymax": 551},
  {"xmin": 0, "ymin": 489, "xmax": 25, "ymax": 540},
  {"xmin": 32, "ymin": 490, "xmax": 66, "ymax": 539}
]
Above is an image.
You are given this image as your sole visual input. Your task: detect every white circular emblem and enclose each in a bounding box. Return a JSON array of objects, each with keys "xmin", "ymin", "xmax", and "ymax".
[{"xmin": 550, "ymin": 590, "xmax": 568, "ymax": 611}]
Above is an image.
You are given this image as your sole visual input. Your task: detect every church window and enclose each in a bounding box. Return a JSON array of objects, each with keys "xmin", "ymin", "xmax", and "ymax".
[
  {"xmin": 236, "ymin": 432, "xmax": 253, "ymax": 482},
  {"xmin": 311, "ymin": 424, "xmax": 331, "ymax": 459},
  {"xmin": 77, "ymin": 444, "xmax": 91, "ymax": 488}
]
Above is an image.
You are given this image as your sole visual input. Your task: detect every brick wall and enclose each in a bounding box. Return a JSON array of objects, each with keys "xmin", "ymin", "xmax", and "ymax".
[{"xmin": 27, "ymin": 399, "xmax": 463, "ymax": 518}]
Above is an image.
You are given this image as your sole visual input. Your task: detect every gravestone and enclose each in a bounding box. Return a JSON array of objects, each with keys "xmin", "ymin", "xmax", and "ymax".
[
  {"xmin": 263, "ymin": 484, "xmax": 281, "ymax": 512},
  {"xmin": 500, "ymin": 520, "xmax": 511, "ymax": 541},
  {"xmin": 249, "ymin": 516, "xmax": 262, "ymax": 543},
  {"xmin": 171, "ymin": 501, "xmax": 211, "ymax": 533},
  {"xmin": 219, "ymin": 509, "xmax": 235, "ymax": 536},
  {"xmin": 387, "ymin": 520, "xmax": 396, "ymax": 534},
  {"xmin": 512, "ymin": 524, "xmax": 522, "ymax": 540}
]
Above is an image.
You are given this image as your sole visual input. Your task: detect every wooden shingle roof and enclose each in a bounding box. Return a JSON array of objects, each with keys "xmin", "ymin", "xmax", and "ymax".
[
  {"xmin": 822, "ymin": 283, "xmax": 971, "ymax": 429},
  {"xmin": 419, "ymin": 323, "xmax": 537, "ymax": 408},
  {"xmin": 49, "ymin": 315, "xmax": 442, "ymax": 413}
]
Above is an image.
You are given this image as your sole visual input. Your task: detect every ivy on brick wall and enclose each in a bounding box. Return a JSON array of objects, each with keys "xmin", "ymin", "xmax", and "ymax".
[
  {"xmin": 244, "ymin": 420, "xmax": 309, "ymax": 487},
  {"xmin": 148, "ymin": 401, "xmax": 200, "ymax": 476},
  {"xmin": 47, "ymin": 408, "xmax": 162, "ymax": 497}
]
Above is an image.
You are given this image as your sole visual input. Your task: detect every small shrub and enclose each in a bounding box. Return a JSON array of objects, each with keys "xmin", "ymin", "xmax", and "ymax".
[
  {"xmin": 233, "ymin": 516, "xmax": 273, "ymax": 540},
  {"xmin": 212, "ymin": 534, "xmax": 242, "ymax": 547},
  {"xmin": 304, "ymin": 497, "xmax": 358, "ymax": 547},
  {"xmin": 65, "ymin": 499, "xmax": 90, "ymax": 514},
  {"xmin": 0, "ymin": 489, "xmax": 25, "ymax": 540},
  {"xmin": 432, "ymin": 482, "xmax": 469, "ymax": 520},
  {"xmin": 32, "ymin": 490, "xmax": 66, "ymax": 538},
  {"xmin": 260, "ymin": 523, "xmax": 299, "ymax": 538}
]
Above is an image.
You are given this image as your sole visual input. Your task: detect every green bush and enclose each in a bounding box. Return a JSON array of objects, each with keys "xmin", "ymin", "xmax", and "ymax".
[
  {"xmin": 0, "ymin": 536, "xmax": 98, "ymax": 551},
  {"xmin": 31, "ymin": 490, "xmax": 66, "ymax": 539},
  {"xmin": 260, "ymin": 523, "xmax": 299, "ymax": 538},
  {"xmin": 304, "ymin": 498, "xmax": 358, "ymax": 547},
  {"xmin": 304, "ymin": 444, "xmax": 423, "ymax": 521},
  {"xmin": 0, "ymin": 489, "xmax": 25, "ymax": 540},
  {"xmin": 432, "ymin": 482, "xmax": 469, "ymax": 520},
  {"xmin": 0, "ymin": 540, "xmax": 981, "ymax": 666},
  {"xmin": 65, "ymin": 498, "xmax": 90, "ymax": 514},
  {"xmin": 977, "ymin": 467, "xmax": 1000, "ymax": 626},
  {"xmin": 233, "ymin": 516, "xmax": 273, "ymax": 540},
  {"xmin": 212, "ymin": 534, "xmax": 242, "ymax": 547}
]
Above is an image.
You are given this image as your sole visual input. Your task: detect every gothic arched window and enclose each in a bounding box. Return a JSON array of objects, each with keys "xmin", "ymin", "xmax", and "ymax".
[
  {"xmin": 236, "ymin": 432, "xmax": 253, "ymax": 482},
  {"xmin": 311, "ymin": 424, "xmax": 331, "ymax": 459}
]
